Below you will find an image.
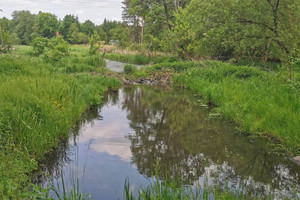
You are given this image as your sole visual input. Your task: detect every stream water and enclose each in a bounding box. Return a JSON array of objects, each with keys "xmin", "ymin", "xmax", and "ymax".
[{"xmin": 39, "ymin": 85, "xmax": 300, "ymax": 199}]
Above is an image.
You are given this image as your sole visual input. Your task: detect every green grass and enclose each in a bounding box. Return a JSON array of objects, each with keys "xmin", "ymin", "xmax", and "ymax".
[
  {"xmin": 130, "ymin": 60, "xmax": 300, "ymax": 153},
  {"xmin": 0, "ymin": 46, "xmax": 120, "ymax": 199},
  {"xmin": 105, "ymin": 53, "xmax": 178, "ymax": 65}
]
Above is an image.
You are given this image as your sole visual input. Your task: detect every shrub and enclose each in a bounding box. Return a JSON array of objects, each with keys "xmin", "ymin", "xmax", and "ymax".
[
  {"xmin": 31, "ymin": 36, "xmax": 69, "ymax": 61},
  {"xmin": 31, "ymin": 36, "xmax": 49, "ymax": 55},
  {"xmin": 78, "ymin": 33, "xmax": 89, "ymax": 44},
  {"xmin": 124, "ymin": 64, "xmax": 137, "ymax": 74}
]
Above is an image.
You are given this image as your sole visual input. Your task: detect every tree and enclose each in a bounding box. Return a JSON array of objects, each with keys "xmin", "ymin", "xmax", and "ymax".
[
  {"xmin": 122, "ymin": 0, "xmax": 141, "ymax": 43},
  {"xmin": 77, "ymin": 32, "xmax": 89, "ymax": 44},
  {"xmin": 59, "ymin": 14, "xmax": 79, "ymax": 41},
  {"xmin": 31, "ymin": 35, "xmax": 69, "ymax": 61},
  {"xmin": 110, "ymin": 25, "xmax": 131, "ymax": 49},
  {"xmin": 32, "ymin": 12, "xmax": 58, "ymax": 39},
  {"xmin": 11, "ymin": 10, "xmax": 35, "ymax": 45},
  {"xmin": 89, "ymin": 32, "xmax": 102, "ymax": 55},
  {"xmin": 68, "ymin": 23, "xmax": 79, "ymax": 44},
  {"xmin": 0, "ymin": 17, "xmax": 14, "ymax": 52},
  {"xmin": 126, "ymin": 0, "xmax": 150, "ymax": 45},
  {"xmin": 99, "ymin": 19, "xmax": 121, "ymax": 43},
  {"xmin": 169, "ymin": 0, "xmax": 300, "ymax": 61},
  {"xmin": 80, "ymin": 20, "xmax": 95, "ymax": 37},
  {"xmin": 96, "ymin": 26, "xmax": 108, "ymax": 43},
  {"xmin": 122, "ymin": 0, "xmax": 191, "ymax": 48}
]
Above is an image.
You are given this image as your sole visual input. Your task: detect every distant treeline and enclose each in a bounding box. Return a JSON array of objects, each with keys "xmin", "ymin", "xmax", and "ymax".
[
  {"xmin": 1, "ymin": 0, "xmax": 300, "ymax": 62},
  {"xmin": 0, "ymin": 11, "xmax": 122, "ymax": 46}
]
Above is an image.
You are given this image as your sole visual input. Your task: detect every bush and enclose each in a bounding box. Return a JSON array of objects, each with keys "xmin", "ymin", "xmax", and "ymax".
[
  {"xmin": 78, "ymin": 33, "xmax": 89, "ymax": 44},
  {"xmin": 31, "ymin": 36, "xmax": 49, "ymax": 55},
  {"xmin": 31, "ymin": 36, "xmax": 69, "ymax": 61},
  {"xmin": 124, "ymin": 64, "xmax": 137, "ymax": 74}
]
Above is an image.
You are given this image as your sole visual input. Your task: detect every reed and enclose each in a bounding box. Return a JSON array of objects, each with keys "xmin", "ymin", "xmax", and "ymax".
[{"xmin": 0, "ymin": 46, "xmax": 120, "ymax": 199}]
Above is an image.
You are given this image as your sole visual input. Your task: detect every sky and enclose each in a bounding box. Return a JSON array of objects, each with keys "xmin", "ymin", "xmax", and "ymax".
[{"xmin": 0, "ymin": 0, "xmax": 123, "ymax": 25}]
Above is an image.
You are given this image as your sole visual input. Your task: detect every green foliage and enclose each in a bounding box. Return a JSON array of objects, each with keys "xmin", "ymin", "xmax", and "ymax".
[
  {"xmin": 44, "ymin": 36, "xmax": 70, "ymax": 61},
  {"xmin": 89, "ymin": 32, "xmax": 102, "ymax": 55},
  {"xmin": 100, "ymin": 19, "xmax": 123, "ymax": 43},
  {"xmin": 168, "ymin": 0, "xmax": 300, "ymax": 61},
  {"xmin": 31, "ymin": 36, "xmax": 49, "ymax": 55},
  {"xmin": 110, "ymin": 25, "xmax": 131, "ymax": 49},
  {"xmin": 80, "ymin": 20, "xmax": 95, "ymax": 37},
  {"xmin": 0, "ymin": 18, "xmax": 16, "ymax": 53},
  {"xmin": 31, "ymin": 36, "xmax": 69, "ymax": 61},
  {"xmin": 32, "ymin": 11, "xmax": 58, "ymax": 39},
  {"xmin": 12, "ymin": 11, "xmax": 35, "ymax": 45},
  {"xmin": 124, "ymin": 64, "xmax": 137, "ymax": 74},
  {"xmin": 59, "ymin": 14, "xmax": 79, "ymax": 41},
  {"xmin": 77, "ymin": 32, "xmax": 89, "ymax": 44},
  {"xmin": 68, "ymin": 23, "xmax": 80, "ymax": 44},
  {"xmin": 105, "ymin": 53, "xmax": 177, "ymax": 65}
]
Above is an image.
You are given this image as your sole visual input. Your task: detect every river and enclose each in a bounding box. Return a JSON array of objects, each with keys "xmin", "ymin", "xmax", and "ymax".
[{"xmin": 38, "ymin": 84, "xmax": 300, "ymax": 199}]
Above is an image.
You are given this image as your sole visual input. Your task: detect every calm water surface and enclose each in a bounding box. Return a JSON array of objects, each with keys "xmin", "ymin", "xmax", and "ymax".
[{"xmin": 41, "ymin": 86, "xmax": 300, "ymax": 199}]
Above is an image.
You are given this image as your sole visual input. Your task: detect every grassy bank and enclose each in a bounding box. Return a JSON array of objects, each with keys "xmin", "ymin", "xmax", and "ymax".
[
  {"xmin": 128, "ymin": 61, "xmax": 300, "ymax": 153},
  {"xmin": 0, "ymin": 47, "xmax": 120, "ymax": 198},
  {"xmin": 105, "ymin": 53, "xmax": 178, "ymax": 65}
]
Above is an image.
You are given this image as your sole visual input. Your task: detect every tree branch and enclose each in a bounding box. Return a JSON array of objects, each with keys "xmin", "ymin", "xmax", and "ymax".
[{"xmin": 237, "ymin": 19, "xmax": 274, "ymax": 32}]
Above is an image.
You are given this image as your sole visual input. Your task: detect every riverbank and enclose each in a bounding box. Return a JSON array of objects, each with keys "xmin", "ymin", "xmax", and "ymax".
[
  {"xmin": 1, "ymin": 46, "xmax": 299, "ymax": 199},
  {"xmin": 124, "ymin": 59, "xmax": 300, "ymax": 154},
  {"xmin": 0, "ymin": 47, "xmax": 120, "ymax": 198}
]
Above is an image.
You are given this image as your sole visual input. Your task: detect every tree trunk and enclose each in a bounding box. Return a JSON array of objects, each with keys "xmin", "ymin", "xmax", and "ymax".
[{"xmin": 140, "ymin": 16, "xmax": 144, "ymax": 45}]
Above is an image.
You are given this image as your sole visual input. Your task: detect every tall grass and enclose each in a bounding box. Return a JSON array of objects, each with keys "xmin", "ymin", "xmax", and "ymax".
[
  {"xmin": 105, "ymin": 53, "xmax": 178, "ymax": 65},
  {"xmin": 0, "ymin": 48, "xmax": 120, "ymax": 199}
]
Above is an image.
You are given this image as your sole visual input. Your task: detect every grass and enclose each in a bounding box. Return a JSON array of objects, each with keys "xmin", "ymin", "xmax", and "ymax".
[
  {"xmin": 124, "ymin": 176, "xmax": 299, "ymax": 200},
  {"xmin": 0, "ymin": 46, "xmax": 120, "ymax": 199},
  {"xmin": 128, "ymin": 60, "xmax": 300, "ymax": 153},
  {"xmin": 105, "ymin": 53, "xmax": 178, "ymax": 65}
]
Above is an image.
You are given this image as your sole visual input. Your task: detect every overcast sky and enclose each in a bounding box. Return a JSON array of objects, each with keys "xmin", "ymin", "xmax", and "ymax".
[{"xmin": 0, "ymin": 0, "xmax": 123, "ymax": 25}]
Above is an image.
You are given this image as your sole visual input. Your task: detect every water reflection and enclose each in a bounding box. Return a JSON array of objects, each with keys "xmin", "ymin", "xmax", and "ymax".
[
  {"xmin": 42, "ymin": 86, "xmax": 300, "ymax": 199},
  {"xmin": 122, "ymin": 87, "xmax": 299, "ymax": 187}
]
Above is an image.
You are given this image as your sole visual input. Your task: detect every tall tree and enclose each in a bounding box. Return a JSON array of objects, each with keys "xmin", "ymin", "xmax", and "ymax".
[
  {"xmin": 110, "ymin": 24, "xmax": 131, "ymax": 49},
  {"xmin": 11, "ymin": 10, "xmax": 35, "ymax": 45},
  {"xmin": 68, "ymin": 23, "xmax": 79, "ymax": 44},
  {"xmin": 122, "ymin": 0, "xmax": 191, "ymax": 48},
  {"xmin": 169, "ymin": 0, "xmax": 300, "ymax": 61},
  {"xmin": 32, "ymin": 12, "xmax": 58, "ymax": 39},
  {"xmin": 0, "ymin": 17, "xmax": 17, "ymax": 52},
  {"xmin": 100, "ymin": 19, "xmax": 121, "ymax": 43},
  {"xmin": 80, "ymin": 20, "xmax": 95, "ymax": 37},
  {"xmin": 122, "ymin": 0, "xmax": 141, "ymax": 43},
  {"xmin": 59, "ymin": 14, "xmax": 79, "ymax": 41}
]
